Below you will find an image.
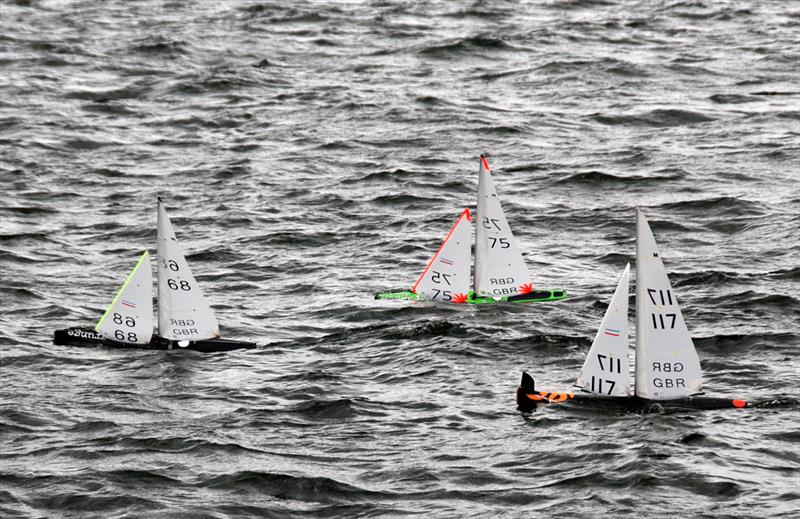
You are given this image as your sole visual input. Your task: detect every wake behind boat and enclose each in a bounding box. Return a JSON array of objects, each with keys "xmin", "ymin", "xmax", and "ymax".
[
  {"xmin": 53, "ymin": 198, "xmax": 256, "ymax": 352},
  {"xmin": 376, "ymin": 155, "xmax": 568, "ymax": 304},
  {"xmin": 516, "ymin": 209, "xmax": 797, "ymax": 412}
]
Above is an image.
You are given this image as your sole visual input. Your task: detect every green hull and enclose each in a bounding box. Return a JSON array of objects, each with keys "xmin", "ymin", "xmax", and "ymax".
[
  {"xmin": 375, "ymin": 289, "xmax": 568, "ymax": 304},
  {"xmin": 374, "ymin": 290, "xmax": 422, "ymax": 301}
]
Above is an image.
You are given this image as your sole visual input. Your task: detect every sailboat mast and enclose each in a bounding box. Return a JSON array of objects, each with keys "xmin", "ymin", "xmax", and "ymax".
[
  {"xmin": 634, "ymin": 208, "xmax": 644, "ymax": 397},
  {"xmin": 473, "ymin": 157, "xmax": 483, "ymax": 293},
  {"xmin": 156, "ymin": 197, "xmax": 163, "ymax": 333}
]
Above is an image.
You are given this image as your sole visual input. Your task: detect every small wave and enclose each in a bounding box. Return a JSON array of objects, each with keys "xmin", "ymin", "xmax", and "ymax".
[
  {"xmin": 694, "ymin": 332, "xmax": 797, "ymax": 353},
  {"xmin": 62, "ymin": 138, "xmax": 116, "ymax": 151},
  {"xmin": 370, "ymin": 193, "xmax": 437, "ymax": 207},
  {"xmin": 66, "ymin": 420, "xmax": 117, "ymax": 433},
  {"xmin": 537, "ymin": 57, "xmax": 650, "ymax": 78},
  {"xmin": 0, "ymin": 205, "xmax": 59, "ymax": 216},
  {"xmin": 0, "ymin": 408, "xmax": 54, "ymax": 433},
  {"xmin": 39, "ymin": 492, "xmax": 162, "ymax": 516},
  {"xmin": 554, "ymin": 170, "xmax": 685, "ymax": 185},
  {"xmin": 116, "ymin": 436, "xmax": 204, "ymax": 453},
  {"xmin": 718, "ymin": 292, "xmax": 798, "ymax": 309},
  {"xmin": 672, "ymin": 270, "xmax": 745, "ymax": 287},
  {"xmin": 665, "ymin": 3, "xmax": 754, "ymax": 22},
  {"xmin": 167, "ymin": 67, "xmax": 274, "ymax": 95},
  {"xmin": 678, "ymin": 432, "xmax": 726, "ymax": 447},
  {"xmin": 709, "ymin": 93, "xmax": 759, "ymax": 104},
  {"xmin": 658, "ymin": 196, "xmax": 766, "ymax": 217},
  {"xmin": 555, "ymin": 0, "xmax": 616, "ymax": 9},
  {"xmin": 201, "ymin": 470, "xmax": 381, "ymax": 502},
  {"xmin": 382, "ymin": 320, "xmax": 471, "ymax": 341},
  {"xmin": 102, "ymin": 469, "xmax": 182, "ymax": 486},
  {"xmin": 288, "ymin": 399, "xmax": 359, "ymax": 420},
  {"xmin": 418, "ymin": 35, "xmax": 513, "ymax": 58},
  {"xmin": 591, "ymin": 108, "xmax": 715, "ymax": 127},
  {"xmin": 80, "ymin": 102, "xmax": 138, "ymax": 116},
  {"xmin": 767, "ymin": 266, "xmax": 800, "ymax": 281},
  {"xmin": 64, "ymin": 84, "xmax": 150, "ymax": 102},
  {"xmin": 238, "ymin": 4, "xmax": 330, "ymax": 24},
  {"xmin": 128, "ymin": 38, "xmax": 188, "ymax": 56},
  {"xmin": 342, "ymin": 168, "xmax": 425, "ymax": 185}
]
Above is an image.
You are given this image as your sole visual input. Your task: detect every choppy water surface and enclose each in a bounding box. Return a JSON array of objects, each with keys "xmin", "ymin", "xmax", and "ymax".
[{"xmin": 1, "ymin": 1, "xmax": 799, "ymax": 517}]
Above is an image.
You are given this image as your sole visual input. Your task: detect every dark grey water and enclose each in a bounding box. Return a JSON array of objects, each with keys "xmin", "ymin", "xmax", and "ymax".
[{"xmin": 1, "ymin": 0, "xmax": 799, "ymax": 517}]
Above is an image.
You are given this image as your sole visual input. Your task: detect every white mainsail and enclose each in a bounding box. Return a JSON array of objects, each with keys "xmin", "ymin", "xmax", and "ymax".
[
  {"xmin": 634, "ymin": 209, "xmax": 702, "ymax": 399},
  {"xmin": 157, "ymin": 199, "xmax": 220, "ymax": 341},
  {"xmin": 412, "ymin": 208, "xmax": 472, "ymax": 303},
  {"xmin": 473, "ymin": 155, "xmax": 532, "ymax": 298},
  {"xmin": 575, "ymin": 263, "xmax": 631, "ymax": 396},
  {"xmin": 95, "ymin": 251, "xmax": 153, "ymax": 345}
]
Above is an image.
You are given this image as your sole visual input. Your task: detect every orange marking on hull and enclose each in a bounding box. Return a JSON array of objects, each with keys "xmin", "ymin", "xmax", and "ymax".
[
  {"xmin": 452, "ymin": 293, "xmax": 468, "ymax": 304},
  {"xmin": 480, "ymin": 155, "xmax": 491, "ymax": 172},
  {"xmin": 524, "ymin": 390, "xmax": 576, "ymax": 404},
  {"xmin": 732, "ymin": 399, "xmax": 747, "ymax": 408}
]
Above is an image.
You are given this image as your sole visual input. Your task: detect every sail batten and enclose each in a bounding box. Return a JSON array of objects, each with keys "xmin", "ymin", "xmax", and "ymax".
[
  {"xmin": 634, "ymin": 209, "xmax": 702, "ymax": 399},
  {"xmin": 576, "ymin": 263, "xmax": 631, "ymax": 396},
  {"xmin": 96, "ymin": 251, "xmax": 153, "ymax": 345},
  {"xmin": 473, "ymin": 156, "xmax": 532, "ymax": 298},
  {"xmin": 413, "ymin": 208, "xmax": 472, "ymax": 303},
  {"xmin": 157, "ymin": 199, "xmax": 220, "ymax": 341}
]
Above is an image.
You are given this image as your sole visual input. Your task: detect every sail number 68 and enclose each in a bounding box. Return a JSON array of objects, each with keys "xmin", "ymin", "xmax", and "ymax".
[{"xmin": 167, "ymin": 279, "xmax": 192, "ymax": 291}]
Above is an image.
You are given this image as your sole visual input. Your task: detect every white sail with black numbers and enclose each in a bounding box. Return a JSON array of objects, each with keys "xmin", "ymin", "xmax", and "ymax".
[
  {"xmin": 634, "ymin": 209, "xmax": 702, "ymax": 400},
  {"xmin": 157, "ymin": 199, "xmax": 220, "ymax": 341},
  {"xmin": 576, "ymin": 263, "xmax": 631, "ymax": 396},
  {"xmin": 473, "ymin": 155, "xmax": 533, "ymax": 298},
  {"xmin": 95, "ymin": 251, "xmax": 153, "ymax": 345},
  {"xmin": 412, "ymin": 208, "xmax": 472, "ymax": 303}
]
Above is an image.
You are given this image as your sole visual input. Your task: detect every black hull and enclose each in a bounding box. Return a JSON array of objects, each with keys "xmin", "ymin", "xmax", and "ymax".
[
  {"xmin": 53, "ymin": 328, "xmax": 256, "ymax": 352},
  {"xmin": 516, "ymin": 390, "xmax": 751, "ymax": 413},
  {"xmin": 515, "ymin": 372, "xmax": 751, "ymax": 413}
]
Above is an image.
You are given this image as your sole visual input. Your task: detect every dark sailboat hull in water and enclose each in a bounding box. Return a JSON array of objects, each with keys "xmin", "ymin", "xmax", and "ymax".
[
  {"xmin": 515, "ymin": 372, "xmax": 798, "ymax": 413},
  {"xmin": 53, "ymin": 327, "xmax": 256, "ymax": 352}
]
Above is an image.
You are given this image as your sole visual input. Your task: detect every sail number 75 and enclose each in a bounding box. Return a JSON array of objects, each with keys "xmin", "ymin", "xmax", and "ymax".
[
  {"xmin": 488, "ymin": 237, "xmax": 510, "ymax": 248},
  {"xmin": 431, "ymin": 271, "xmax": 451, "ymax": 286},
  {"xmin": 482, "ymin": 217, "xmax": 502, "ymax": 230},
  {"xmin": 431, "ymin": 289, "xmax": 452, "ymax": 301}
]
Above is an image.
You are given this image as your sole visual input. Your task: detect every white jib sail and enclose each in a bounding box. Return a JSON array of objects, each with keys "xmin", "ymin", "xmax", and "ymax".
[
  {"xmin": 157, "ymin": 199, "xmax": 220, "ymax": 341},
  {"xmin": 575, "ymin": 263, "xmax": 631, "ymax": 396},
  {"xmin": 634, "ymin": 209, "xmax": 702, "ymax": 399},
  {"xmin": 95, "ymin": 251, "xmax": 153, "ymax": 345},
  {"xmin": 473, "ymin": 155, "xmax": 533, "ymax": 298},
  {"xmin": 412, "ymin": 208, "xmax": 472, "ymax": 303}
]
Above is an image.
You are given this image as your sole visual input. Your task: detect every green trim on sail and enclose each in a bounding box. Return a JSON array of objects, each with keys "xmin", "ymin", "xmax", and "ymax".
[{"xmin": 95, "ymin": 251, "xmax": 150, "ymax": 331}]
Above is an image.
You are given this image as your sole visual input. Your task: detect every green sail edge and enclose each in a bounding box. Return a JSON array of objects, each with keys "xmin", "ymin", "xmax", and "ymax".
[{"xmin": 95, "ymin": 250, "xmax": 150, "ymax": 331}]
